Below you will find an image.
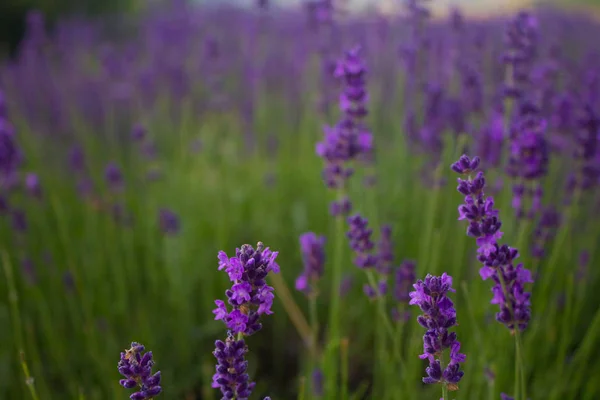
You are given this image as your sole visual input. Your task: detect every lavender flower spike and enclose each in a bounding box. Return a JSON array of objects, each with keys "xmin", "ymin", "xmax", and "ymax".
[
  {"xmin": 295, "ymin": 232, "xmax": 326, "ymax": 294},
  {"xmin": 212, "ymin": 332, "xmax": 254, "ymax": 400},
  {"xmin": 118, "ymin": 342, "xmax": 162, "ymax": 400},
  {"xmin": 213, "ymin": 242, "xmax": 280, "ymax": 336},
  {"xmin": 212, "ymin": 243, "xmax": 280, "ymax": 400},
  {"xmin": 451, "ymin": 155, "xmax": 533, "ymax": 332},
  {"xmin": 409, "ymin": 273, "xmax": 465, "ymax": 391}
]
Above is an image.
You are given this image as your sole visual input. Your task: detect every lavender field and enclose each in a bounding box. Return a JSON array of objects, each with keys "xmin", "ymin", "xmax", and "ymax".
[{"xmin": 1, "ymin": 1, "xmax": 600, "ymax": 399}]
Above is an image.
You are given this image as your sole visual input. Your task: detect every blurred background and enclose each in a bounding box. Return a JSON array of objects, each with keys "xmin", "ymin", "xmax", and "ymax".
[
  {"xmin": 2, "ymin": 0, "xmax": 598, "ymax": 57},
  {"xmin": 3, "ymin": 0, "xmax": 600, "ymax": 399}
]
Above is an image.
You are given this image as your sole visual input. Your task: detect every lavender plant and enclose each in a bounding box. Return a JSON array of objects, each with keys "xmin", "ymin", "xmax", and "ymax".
[
  {"xmin": 1, "ymin": 3, "xmax": 600, "ymax": 400},
  {"xmin": 409, "ymin": 273, "xmax": 465, "ymax": 399},
  {"xmin": 212, "ymin": 242, "xmax": 279, "ymax": 399},
  {"xmin": 118, "ymin": 342, "xmax": 162, "ymax": 400}
]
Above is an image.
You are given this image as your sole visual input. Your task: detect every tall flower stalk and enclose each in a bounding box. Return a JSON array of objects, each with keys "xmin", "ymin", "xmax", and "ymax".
[
  {"xmin": 212, "ymin": 242, "xmax": 279, "ymax": 400},
  {"xmin": 409, "ymin": 273, "xmax": 465, "ymax": 400},
  {"xmin": 452, "ymin": 154, "xmax": 531, "ymax": 400},
  {"xmin": 316, "ymin": 45, "xmax": 372, "ymax": 395}
]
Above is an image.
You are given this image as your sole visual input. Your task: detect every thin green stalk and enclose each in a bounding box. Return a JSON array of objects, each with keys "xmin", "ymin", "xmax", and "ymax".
[
  {"xmin": 340, "ymin": 338, "xmax": 349, "ymax": 400},
  {"xmin": 297, "ymin": 376, "xmax": 306, "ymax": 400},
  {"xmin": 515, "ymin": 330, "xmax": 527, "ymax": 400},
  {"xmin": 365, "ymin": 271, "xmax": 395, "ymax": 340},
  {"xmin": 496, "ymin": 273, "xmax": 520, "ymax": 400},
  {"xmin": 440, "ymin": 351, "xmax": 449, "ymax": 400},
  {"xmin": 20, "ymin": 352, "xmax": 40, "ymax": 400},
  {"xmin": 308, "ymin": 292, "xmax": 321, "ymax": 398},
  {"xmin": 309, "ymin": 293, "xmax": 320, "ymax": 359},
  {"xmin": 442, "ymin": 384, "xmax": 449, "ymax": 400},
  {"xmin": 326, "ymin": 196, "xmax": 347, "ymax": 396}
]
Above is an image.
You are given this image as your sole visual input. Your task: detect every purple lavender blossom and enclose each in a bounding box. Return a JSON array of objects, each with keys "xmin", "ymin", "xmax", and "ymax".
[
  {"xmin": 105, "ymin": 162, "xmax": 124, "ymax": 192},
  {"xmin": 409, "ymin": 273, "xmax": 465, "ymax": 391},
  {"xmin": 452, "ymin": 155, "xmax": 533, "ymax": 331},
  {"xmin": 375, "ymin": 225, "xmax": 394, "ymax": 275},
  {"xmin": 312, "ymin": 367, "xmax": 324, "ymax": 397},
  {"xmin": 531, "ymin": 207, "xmax": 560, "ymax": 259},
  {"xmin": 212, "ymin": 332, "xmax": 254, "ymax": 400},
  {"xmin": 574, "ymin": 105, "xmax": 600, "ymax": 191},
  {"xmin": 316, "ymin": 46, "xmax": 373, "ymax": 215},
  {"xmin": 346, "ymin": 214, "xmax": 377, "ymax": 269},
  {"xmin": 394, "ymin": 260, "xmax": 416, "ymax": 304},
  {"xmin": 0, "ymin": 117, "xmax": 21, "ymax": 186},
  {"xmin": 11, "ymin": 209, "xmax": 27, "ymax": 232},
  {"xmin": 213, "ymin": 242, "xmax": 280, "ymax": 336},
  {"xmin": 68, "ymin": 144, "xmax": 86, "ymax": 173},
  {"xmin": 295, "ymin": 232, "xmax": 326, "ymax": 294},
  {"xmin": 503, "ymin": 11, "xmax": 538, "ymax": 100},
  {"xmin": 25, "ymin": 173, "xmax": 42, "ymax": 198},
  {"xmin": 118, "ymin": 342, "xmax": 162, "ymax": 400},
  {"xmin": 131, "ymin": 123, "xmax": 146, "ymax": 142},
  {"xmin": 158, "ymin": 208, "xmax": 180, "ymax": 235}
]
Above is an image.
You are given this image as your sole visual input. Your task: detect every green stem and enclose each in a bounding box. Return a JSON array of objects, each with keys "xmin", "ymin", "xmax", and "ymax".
[
  {"xmin": 326, "ymin": 190, "xmax": 347, "ymax": 395},
  {"xmin": 340, "ymin": 338, "xmax": 349, "ymax": 400},
  {"xmin": 20, "ymin": 352, "xmax": 40, "ymax": 400},
  {"xmin": 442, "ymin": 384, "xmax": 449, "ymax": 400},
  {"xmin": 440, "ymin": 351, "xmax": 449, "ymax": 400},
  {"xmin": 513, "ymin": 339, "xmax": 520, "ymax": 400},
  {"xmin": 365, "ymin": 271, "xmax": 395, "ymax": 339},
  {"xmin": 308, "ymin": 292, "xmax": 321, "ymax": 398},
  {"xmin": 515, "ymin": 330, "xmax": 527, "ymax": 400},
  {"xmin": 309, "ymin": 293, "xmax": 319, "ymax": 360},
  {"xmin": 496, "ymin": 273, "xmax": 520, "ymax": 400}
]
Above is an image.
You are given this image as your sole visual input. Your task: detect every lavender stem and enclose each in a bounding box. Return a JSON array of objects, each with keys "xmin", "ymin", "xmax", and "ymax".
[
  {"xmin": 326, "ymin": 189, "xmax": 347, "ymax": 395},
  {"xmin": 515, "ymin": 330, "xmax": 526, "ymax": 400}
]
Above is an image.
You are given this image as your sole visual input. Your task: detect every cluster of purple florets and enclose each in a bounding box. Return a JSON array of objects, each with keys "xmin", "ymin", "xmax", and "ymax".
[
  {"xmin": 117, "ymin": 342, "xmax": 162, "ymax": 400},
  {"xmin": 0, "ymin": 90, "xmax": 41, "ymax": 232},
  {"xmin": 316, "ymin": 47, "xmax": 373, "ymax": 215},
  {"xmin": 452, "ymin": 155, "xmax": 533, "ymax": 331},
  {"xmin": 213, "ymin": 242, "xmax": 280, "ymax": 336},
  {"xmin": 503, "ymin": 11, "xmax": 538, "ymax": 100},
  {"xmin": 295, "ymin": 232, "xmax": 326, "ymax": 294},
  {"xmin": 212, "ymin": 332, "xmax": 255, "ymax": 400},
  {"xmin": 346, "ymin": 214, "xmax": 377, "ymax": 269},
  {"xmin": 409, "ymin": 273, "xmax": 465, "ymax": 389},
  {"xmin": 211, "ymin": 242, "xmax": 279, "ymax": 400}
]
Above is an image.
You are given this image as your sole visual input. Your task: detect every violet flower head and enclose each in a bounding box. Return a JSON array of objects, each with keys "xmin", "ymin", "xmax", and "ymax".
[
  {"xmin": 507, "ymin": 112, "xmax": 549, "ymax": 219},
  {"xmin": 212, "ymin": 332, "xmax": 254, "ymax": 400},
  {"xmin": 105, "ymin": 162, "xmax": 124, "ymax": 192},
  {"xmin": 334, "ymin": 46, "xmax": 369, "ymax": 127},
  {"xmin": 452, "ymin": 155, "xmax": 533, "ymax": 332},
  {"xmin": 213, "ymin": 242, "xmax": 280, "ymax": 336},
  {"xmin": 0, "ymin": 117, "xmax": 21, "ymax": 185},
  {"xmin": 376, "ymin": 225, "xmax": 394, "ymax": 275},
  {"xmin": 575, "ymin": 105, "xmax": 600, "ymax": 190},
  {"xmin": 503, "ymin": 11, "xmax": 539, "ymax": 99},
  {"xmin": 158, "ymin": 208, "xmax": 180, "ymax": 235},
  {"xmin": 131, "ymin": 123, "xmax": 146, "ymax": 142},
  {"xmin": 409, "ymin": 273, "xmax": 465, "ymax": 391},
  {"xmin": 25, "ymin": 173, "xmax": 42, "ymax": 198},
  {"xmin": 68, "ymin": 144, "xmax": 86, "ymax": 173},
  {"xmin": 347, "ymin": 214, "xmax": 377, "ymax": 269},
  {"xmin": 316, "ymin": 46, "xmax": 373, "ymax": 215},
  {"xmin": 394, "ymin": 260, "xmax": 416, "ymax": 303},
  {"xmin": 118, "ymin": 342, "xmax": 162, "ymax": 400},
  {"xmin": 507, "ymin": 116, "xmax": 549, "ymax": 181},
  {"xmin": 295, "ymin": 232, "xmax": 326, "ymax": 294}
]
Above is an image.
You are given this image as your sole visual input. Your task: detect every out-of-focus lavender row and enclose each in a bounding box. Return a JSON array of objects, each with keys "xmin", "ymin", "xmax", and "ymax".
[{"xmin": 1, "ymin": 3, "xmax": 599, "ymax": 153}]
